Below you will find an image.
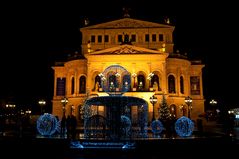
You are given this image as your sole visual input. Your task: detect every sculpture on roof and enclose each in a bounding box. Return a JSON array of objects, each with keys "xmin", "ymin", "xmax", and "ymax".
[{"xmin": 121, "ymin": 32, "xmax": 132, "ymax": 45}]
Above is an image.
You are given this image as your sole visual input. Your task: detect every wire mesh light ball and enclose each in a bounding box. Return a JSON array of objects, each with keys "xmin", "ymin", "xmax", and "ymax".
[
  {"xmin": 175, "ymin": 116, "xmax": 194, "ymax": 137},
  {"xmin": 151, "ymin": 120, "xmax": 164, "ymax": 135},
  {"xmin": 37, "ymin": 113, "xmax": 58, "ymax": 136}
]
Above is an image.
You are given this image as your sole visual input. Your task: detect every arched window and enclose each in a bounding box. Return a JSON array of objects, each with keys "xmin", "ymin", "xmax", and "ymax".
[
  {"xmin": 93, "ymin": 75, "xmax": 101, "ymax": 91},
  {"xmin": 122, "ymin": 75, "xmax": 130, "ymax": 92},
  {"xmin": 108, "ymin": 74, "xmax": 116, "ymax": 92},
  {"xmin": 151, "ymin": 74, "xmax": 160, "ymax": 91},
  {"xmin": 137, "ymin": 75, "xmax": 145, "ymax": 91},
  {"xmin": 170, "ymin": 104, "xmax": 177, "ymax": 118},
  {"xmin": 168, "ymin": 75, "xmax": 175, "ymax": 93},
  {"xmin": 180, "ymin": 76, "xmax": 184, "ymax": 94},
  {"xmin": 71, "ymin": 77, "xmax": 75, "ymax": 95},
  {"xmin": 79, "ymin": 76, "xmax": 86, "ymax": 93},
  {"xmin": 56, "ymin": 77, "xmax": 66, "ymax": 96}
]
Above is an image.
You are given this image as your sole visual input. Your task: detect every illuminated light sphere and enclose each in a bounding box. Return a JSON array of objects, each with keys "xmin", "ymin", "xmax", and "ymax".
[
  {"xmin": 175, "ymin": 116, "xmax": 194, "ymax": 137},
  {"xmin": 37, "ymin": 113, "xmax": 58, "ymax": 136},
  {"xmin": 151, "ymin": 120, "xmax": 164, "ymax": 135}
]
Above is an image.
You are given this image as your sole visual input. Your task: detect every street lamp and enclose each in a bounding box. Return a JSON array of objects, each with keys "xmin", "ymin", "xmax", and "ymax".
[
  {"xmin": 38, "ymin": 99, "xmax": 46, "ymax": 114},
  {"xmin": 209, "ymin": 99, "xmax": 217, "ymax": 109},
  {"xmin": 61, "ymin": 97, "xmax": 68, "ymax": 117},
  {"xmin": 185, "ymin": 96, "xmax": 192, "ymax": 119},
  {"xmin": 150, "ymin": 95, "xmax": 157, "ymax": 121},
  {"xmin": 180, "ymin": 104, "xmax": 186, "ymax": 116},
  {"xmin": 210, "ymin": 99, "xmax": 217, "ymax": 117},
  {"xmin": 71, "ymin": 105, "xmax": 75, "ymax": 115}
]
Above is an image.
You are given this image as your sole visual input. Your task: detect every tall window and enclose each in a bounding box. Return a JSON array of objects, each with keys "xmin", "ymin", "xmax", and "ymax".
[
  {"xmin": 109, "ymin": 74, "xmax": 116, "ymax": 91},
  {"xmin": 170, "ymin": 104, "xmax": 177, "ymax": 118},
  {"xmin": 118, "ymin": 35, "xmax": 123, "ymax": 43},
  {"xmin": 145, "ymin": 34, "xmax": 149, "ymax": 42},
  {"xmin": 151, "ymin": 75, "xmax": 160, "ymax": 91},
  {"xmin": 168, "ymin": 75, "xmax": 175, "ymax": 93},
  {"xmin": 131, "ymin": 34, "xmax": 136, "ymax": 42},
  {"xmin": 122, "ymin": 75, "xmax": 130, "ymax": 92},
  {"xmin": 190, "ymin": 76, "xmax": 200, "ymax": 95},
  {"xmin": 93, "ymin": 75, "xmax": 101, "ymax": 91},
  {"xmin": 137, "ymin": 75, "xmax": 145, "ymax": 91},
  {"xmin": 152, "ymin": 34, "xmax": 157, "ymax": 42},
  {"xmin": 180, "ymin": 76, "xmax": 184, "ymax": 94},
  {"xmin": 104, "ymin": 35, "xmax": 109, "ymax": 42},
  {"xmin": 56, "ymin": 78, "xmax": 66, "ymax": 96},
  {"xmin": 159, "ymin": 34, "xmax": 164, "ymax": 41},
  {"xmin": 71, "ymin": 77, "xmax": 75, "ymax": 95},
  {"xmin": 98, "ymin": 35, "xmax": 102, "ymax": 43},
  {"xmin": 91, "ymin": 35, "xmax": 95, "ymax": 43},
  {"xmin": 79, "ymin": 76, "xmax": 86, "ymax": 93}
]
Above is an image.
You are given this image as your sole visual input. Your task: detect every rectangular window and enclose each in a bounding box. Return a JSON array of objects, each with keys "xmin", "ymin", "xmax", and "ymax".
[
  {"xmin": 131, "ymin": 34, "xmax": 136, "ymax": 42},
  {"xmin": 159, "ymin": 34, "xmax": 164, "ymax": 41},
  {"xmin": 118, "ymin": 35, "xmax": 123, "ymax": 42},
  {"xmin": 56, "ymin": 78, "xmax": 66, "ymax": 96},
  {"xmin": 98, "ymin": 35, "xmax": 102, "ymax": 43},
  {"xmin": 91, "ymin": 35, "xmax": 95, "ymax": 43},
  {"xmin": 190, "ymin": 76, "xmax": 200, "ymax": 95},
  {"xmin": 145, "ymin": 34, "xmax": 149, "ymax": 42},
  {"xmin": 104, "ymin": 35, "xmax": 109, "ymax": 42},
  {"xmin": 152, "ymin": 34, "xmax": 157, "ymax": 42}
]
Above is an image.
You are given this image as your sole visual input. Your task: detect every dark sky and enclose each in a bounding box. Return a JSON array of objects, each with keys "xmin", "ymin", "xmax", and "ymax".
[{"xmin": 1, "ymin": 1, "xmax": 238, "ymax": 111}]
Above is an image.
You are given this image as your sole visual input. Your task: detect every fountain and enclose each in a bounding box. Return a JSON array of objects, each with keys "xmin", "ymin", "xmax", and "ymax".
[
  {"xmin": 70, "ymin": 65, "xmax": 196, "ymax": 150},
  {"xmin": 83, "ymin": 96, "xmax": 148, "ymax": 140}
]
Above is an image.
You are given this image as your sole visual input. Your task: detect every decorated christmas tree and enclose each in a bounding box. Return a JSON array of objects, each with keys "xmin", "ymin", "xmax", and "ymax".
[{"xmin": 158, "ymin": 94, "xmax": 171, "ymax": 121}]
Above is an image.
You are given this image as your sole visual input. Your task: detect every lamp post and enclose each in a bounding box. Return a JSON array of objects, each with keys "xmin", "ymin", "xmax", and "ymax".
[
  {"xmin": 61, "ymin": 97, "xmax": 68, "ymax": 118},
  {"xmin": 209, "ymin": 99, "xmax": 217, "ymax": 110},
  {"xmin": 150, "ymin": 95, "xmax": 157, "ymax": 121},
  {"xmin": 210, "ymin": 99, "xmax": 217, "ymax": 118},
  {"xmin": 38, "ymin": 99, "xmax": 46, "ymax": 114},
  {"xmin": 180, "ymin": 104, "xmax": 186, "ymax": 116},
  {"xmin": 185, "ymin": 96, "xmax": 192, "ymax": 119},
  {"xmin": 71, "ymin": 105, "xmax": 75, "ymax": 115}
]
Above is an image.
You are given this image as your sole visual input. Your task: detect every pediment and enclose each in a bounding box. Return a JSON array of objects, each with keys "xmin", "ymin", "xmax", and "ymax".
[
  {"xmin": 90, "ymin": 44, "xmax": 163, "ymax": 55},
  {"xmin": 81, "ymin": 18, "xmax": 174, "ymax": 29}
]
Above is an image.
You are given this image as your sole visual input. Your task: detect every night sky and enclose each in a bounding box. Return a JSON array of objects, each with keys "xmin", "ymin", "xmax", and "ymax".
[{"xmin": 1, "ymin": 1, "xmax": 238, "ymax": 112}]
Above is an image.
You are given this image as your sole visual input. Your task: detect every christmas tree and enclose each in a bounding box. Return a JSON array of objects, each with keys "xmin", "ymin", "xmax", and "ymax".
[{"xmin": 158, "ymin": 94, "xmax": 171, "ymax": 121}]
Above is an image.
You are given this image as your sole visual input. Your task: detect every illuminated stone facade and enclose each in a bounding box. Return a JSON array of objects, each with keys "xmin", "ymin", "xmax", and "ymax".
[{"xmin": 52, "ymin": 17, "xmax": 205, "ymax": 123}]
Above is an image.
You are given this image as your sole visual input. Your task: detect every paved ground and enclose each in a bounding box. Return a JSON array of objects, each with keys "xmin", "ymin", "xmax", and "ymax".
[{"xmin": 0, "ymin": 120, "xmax": 238, "ymax": 158}]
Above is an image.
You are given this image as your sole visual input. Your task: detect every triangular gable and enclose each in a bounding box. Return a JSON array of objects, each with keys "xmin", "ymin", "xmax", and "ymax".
[
  {"xmin": 90, "ymin": 44, "xmax": 163, "ymax": 55},
  {"xmin": 81, "ymin": 18, "xmax": 174, "ymax": 30}
]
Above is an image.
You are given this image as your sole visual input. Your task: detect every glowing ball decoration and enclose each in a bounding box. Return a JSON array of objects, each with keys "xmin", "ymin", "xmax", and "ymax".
[
  {"xmin": 37, "ymin": 113, "xmax": 58, "ymax": 136},
  {"xmin": 175, "ymin": 116, "xmax": 194, "ymax": 137},
  {"xmin": 151, "ymin": 120, "xmax": 164, "ymax": 135}
]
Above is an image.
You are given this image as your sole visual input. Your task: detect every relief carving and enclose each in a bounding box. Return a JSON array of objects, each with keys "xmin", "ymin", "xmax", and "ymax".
[{"xmin": 112, "ymin": 46, "xmax": 142, "ymax": 54}]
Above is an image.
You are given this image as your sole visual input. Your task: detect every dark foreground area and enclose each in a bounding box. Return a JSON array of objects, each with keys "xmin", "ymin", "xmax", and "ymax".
[{"xmin": 0, "ymin": 133, "xmax": 238, "ymax": 159}]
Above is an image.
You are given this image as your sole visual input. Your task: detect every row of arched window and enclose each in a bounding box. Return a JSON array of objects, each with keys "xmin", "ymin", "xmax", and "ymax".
[
  {"xmin": 56, "ymin": 74, "xmax": 185, "ymax": 96},
  {"xmin": 56, "ymin": 76, "xmax": 87, "ymax": 96},
  {"xmin": 168, "ymin": 75, "xmax": 184, "ymax": 94}
]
